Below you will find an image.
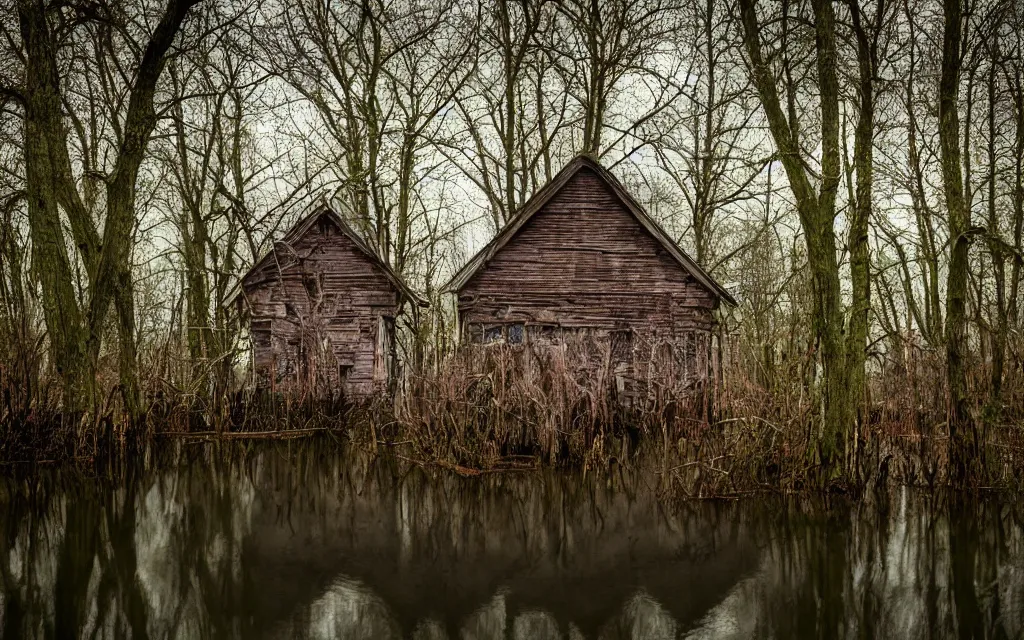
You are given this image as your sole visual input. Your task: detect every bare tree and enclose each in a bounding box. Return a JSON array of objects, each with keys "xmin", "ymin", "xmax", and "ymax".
[
  {"xmin": 738, "ymin": 0, "xmax": 851, "ymax": 474},
  {"xmin": 260, "ymin": 0, "xmax": 472, "ymax": 271},
  {"xmin": 653, "ymin": 0, "xmax": 768, "ymax": 271},
  {"xmin": 843, "ymin": 0, "xmax": 894, "ymax": 434},
  {"xmin": 155, "ymin": 8, "xmax": 316, "ymax": 404},
  {"xmin": 546, "ymin": 0, "xmax": 685, "ymax": 158},
  {"xmin": 13, "ymin": 0, "xmax": 202, "ymax": 416},
  {"xmin": 445, "ymin": 0, "xmax": 572, "ymax": 230},
  {"xmin": 937, "ymin": 0, "xmax": 977, "ymax": 480}
]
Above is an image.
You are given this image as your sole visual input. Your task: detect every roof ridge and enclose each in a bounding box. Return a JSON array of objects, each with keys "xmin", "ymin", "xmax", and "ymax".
[
  {"xmin": 443, "ymin": 155, "xmax": 736, "ymax": 306},
  {"xmin": 234, "ymin": 198, "xmax": 428, "ymax": 307}
]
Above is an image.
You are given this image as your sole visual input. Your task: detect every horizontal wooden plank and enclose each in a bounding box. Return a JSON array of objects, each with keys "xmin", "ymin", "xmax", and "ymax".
[{"xmin": 459, "ymin": 170, "xmax": 717, "ymax": 331}]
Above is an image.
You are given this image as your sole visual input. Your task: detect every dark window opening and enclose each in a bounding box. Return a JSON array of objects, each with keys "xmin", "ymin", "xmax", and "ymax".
[
  {"xmin": 611, "ymin": 329, "xmax": 634, "ymax": 360},
  {"xmin": 302, "ymin": 273, "xmax": 321, "ymax": 300},
  {"xmin": 484, "ymin": 325, "xmax": 504, "ymax": 343},
  {"xmin": 508, "ymin": 323, "xmax": 525, "ymax": 345}
]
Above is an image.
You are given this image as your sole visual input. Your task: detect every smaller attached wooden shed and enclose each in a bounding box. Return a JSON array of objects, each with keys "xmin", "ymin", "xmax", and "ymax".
[
  {"xmin": 234, "ymin": 200, "xmax": 426, "ymax": 398},
  {"xmin": 444, "ymin": 155, "xmax": 737, "ymax": 394}
]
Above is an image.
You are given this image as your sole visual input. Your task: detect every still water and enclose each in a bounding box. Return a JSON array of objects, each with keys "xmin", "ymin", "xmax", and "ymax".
[{"xmin": 0, "ymin": 446, "xmax": 1022, "ymax": 639}]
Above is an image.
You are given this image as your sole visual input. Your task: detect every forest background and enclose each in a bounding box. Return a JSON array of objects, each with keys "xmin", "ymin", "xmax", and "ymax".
[{"xmin": 1, "ymin": 0, "xmax": 1023, "ymax": 487}]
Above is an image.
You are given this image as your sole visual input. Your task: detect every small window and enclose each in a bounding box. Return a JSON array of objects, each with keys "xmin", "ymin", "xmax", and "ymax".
[
  {"xmin": 508, "ymin": 323, "xmax": 525, "ymax": 345},
  {"xmin": 484, "ymin": 326, "xmax": 504, "ymax": 343}
]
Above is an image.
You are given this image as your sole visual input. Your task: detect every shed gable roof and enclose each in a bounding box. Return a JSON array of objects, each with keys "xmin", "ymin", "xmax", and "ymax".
[
  {"xmin": 443, "ymin": 155, "xmax": 737, "ymax": 306},
  {"xmin": 238, "ymin": 198, "xmax": 428, "ymax": 307}
]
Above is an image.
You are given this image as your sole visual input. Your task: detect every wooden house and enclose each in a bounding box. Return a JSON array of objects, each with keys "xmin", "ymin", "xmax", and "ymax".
[
  {"xmin": 444, "ymin": 155, "xmax": 736, "ymax": 393},
  {"xmin": 234, "ymin": 200, "xmax": 426, "ymax": 398}
]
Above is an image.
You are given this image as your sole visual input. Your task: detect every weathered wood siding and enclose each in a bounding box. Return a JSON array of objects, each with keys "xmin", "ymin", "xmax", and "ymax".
[
  {"xmin": 458, "ymin": 168, "xmax": 718, "ymax": 334},
  {"xmin": 242, "ymin": 213, "xmax": 399, "ymax": 397},
  {"xmin": 455, "ymin": 167, "xmax": 722, "ymax": 394}
]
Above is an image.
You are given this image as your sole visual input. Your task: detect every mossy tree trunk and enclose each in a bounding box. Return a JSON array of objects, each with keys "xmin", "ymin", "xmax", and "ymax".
[
  {"xmin": 18, "ymin": 0, "xmax": 94, "ymax": 411},
  {"xmin": 938, "ymin": 0, "xmax": 979, "ymax": 484},
  {"xmin": 17, "ymin": 0, "xmax": 201, "ymax": 420},
  {"xmin": 845, "ymin": 0, "xmax": 887, "ymax": 461},
  {"xmin": 739, "ymin": 0, "xmax": 851, "ymax": 476}
]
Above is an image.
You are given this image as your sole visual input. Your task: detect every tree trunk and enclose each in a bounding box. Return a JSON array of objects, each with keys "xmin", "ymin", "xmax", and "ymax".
[
  {"xmin": 183, "ymin": 212, "xmax": 212, "ymax": 375},
  {"xmin": 846, "ymin": 0, "xmax": 879, "ymax": 456},
  {"xmin": 738, "ymin": 0, "xmax": 850, "ymax": 477},
  {"xmin": 987, "ymin": 55, "xmax": 1006, "ymax": 402},
  {"xmin": 938, "ymin": 0, "xmax": 978, "ymax": 483},
  {"xmin": 17, "ymin": 0, "xmax": 90, "ymax": 410},
  {"xmin": 809, "ymin": 0, "xmax": 848, "ymax": 473},
  {"xmin": 1009, "ymin": 63, "xmax": 1024, "ymax": 368},
  {"xmin": 499, "ymin": 0, "xmax": 519, "ymax": 215}
]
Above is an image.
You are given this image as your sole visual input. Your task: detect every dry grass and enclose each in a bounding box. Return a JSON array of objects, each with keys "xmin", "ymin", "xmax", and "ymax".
[
  {"xmin": 3, "ymin": 331, "xmax": 1024, "ymax": 496},
  {"xmin": 375, "ymin": 335, "xmax": 1024, "ymax": 495},
  {"xmin": 392, "ymin": 334, "xmax": 712, "ymax": 470}
]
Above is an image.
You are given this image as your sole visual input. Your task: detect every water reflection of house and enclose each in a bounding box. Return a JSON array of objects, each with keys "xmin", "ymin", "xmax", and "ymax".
[
  {"xmin": 237, "ymin": 462, "xmax": 760, "ymax": 638},
  {"xmin": 444, "ymin": 155, "xmax": 736, "ymax": 393},
  {"xmin": 232, "ymin": 201, "xmax": 426, "ymax": 397}
]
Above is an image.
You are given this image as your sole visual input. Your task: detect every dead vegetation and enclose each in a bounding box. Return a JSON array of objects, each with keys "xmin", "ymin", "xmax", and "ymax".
[
  {"xmin": 385, "ymin": 333, "xmax": 1024, "ymax": 495},
  {"xmin": 3, "ymin": 327, "xmax": 1024, "ymax": 497}
]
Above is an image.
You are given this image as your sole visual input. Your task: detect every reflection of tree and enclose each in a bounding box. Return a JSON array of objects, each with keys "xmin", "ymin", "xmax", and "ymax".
[
  {"xmin": 1, "ymin": 461, "xmax": 257, "ymax": 639},
  {"xmin": 950, "ymin": 500, "xmax": 984, "ymax": 640},
  {"xmin": 1, "ymin": 486, "xmax": 66, "ymax": 638},
  {"xmin": 727, "ymin": 493, "xmax": 1024, "ymax": 639},
  {"xmin": 1, "ymin": 450, "xmax": 1023, "ymax": 639},
  {"xmin": 131, "ymin": 461, "xmax": 255, "ymax": 638}
]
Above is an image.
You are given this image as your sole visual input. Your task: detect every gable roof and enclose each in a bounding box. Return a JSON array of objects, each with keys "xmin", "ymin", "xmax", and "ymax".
[
  {"xmin": 443, "ymin": 155, "xmax": 737, "ymax": 306},
  {"xmin": 236, "ymin": 197, "xmax": 428, "ymax": 307}
]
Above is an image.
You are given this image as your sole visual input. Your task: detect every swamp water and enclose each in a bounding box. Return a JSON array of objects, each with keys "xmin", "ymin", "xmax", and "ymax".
[{"xmin": 0, "ymin": 447, "xmax": 1022, "ymax": 639}]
